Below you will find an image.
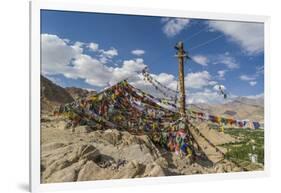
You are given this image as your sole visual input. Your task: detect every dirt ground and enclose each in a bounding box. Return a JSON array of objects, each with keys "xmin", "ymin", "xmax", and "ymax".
[{"xmin": 40, "ymin": 113, "xmax": 249, "ymax": 184}]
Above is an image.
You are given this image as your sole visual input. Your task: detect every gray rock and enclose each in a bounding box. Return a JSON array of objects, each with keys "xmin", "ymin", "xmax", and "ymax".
[{"xmin": 74, "ymin": 126, "xmax": 93, "ymax": 133}]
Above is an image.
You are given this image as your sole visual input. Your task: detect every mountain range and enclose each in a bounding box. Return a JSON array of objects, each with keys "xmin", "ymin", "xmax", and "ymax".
[{"xmin": 41, "ymin": 75, "xmax": 264, "ymax": 121}]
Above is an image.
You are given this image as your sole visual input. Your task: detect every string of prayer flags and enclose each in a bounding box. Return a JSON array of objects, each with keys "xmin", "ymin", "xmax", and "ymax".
[
  {"xmin": 189, "ymin": 109, "xmax": 261, "ymax": 129},
  {"xmin": 142, "ymin": 68, "xmax": 179, "ymax": 94},
  {"xmin": 253, "ymin": 121, "xmax": 261, "ymax": 129},
  {"xmin": 142, "ymin": 68, "xmax": 178, "ymax": 101}
]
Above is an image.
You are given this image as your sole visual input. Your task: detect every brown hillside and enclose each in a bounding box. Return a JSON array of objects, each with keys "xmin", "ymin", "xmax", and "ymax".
[
  {"xmin": 41, "ymin": 75, "xmax": 74, "ymax": 112},
  {"xmin": 65, "ymin": 87, "xmax": 97, "ymax": 100}
]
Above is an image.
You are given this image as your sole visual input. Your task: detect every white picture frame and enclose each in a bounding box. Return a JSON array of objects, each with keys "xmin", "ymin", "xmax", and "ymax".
[{"xmin": 29, "ymin": 0, "xmax": 270, "ymax": 192}]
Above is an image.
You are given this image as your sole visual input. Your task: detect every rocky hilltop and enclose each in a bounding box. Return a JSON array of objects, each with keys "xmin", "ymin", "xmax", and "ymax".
[
  {"xmin": 40, "ymin": 76, "xmax": 262, "ymax": 183},
  {"xmin": 41, "ymin": 115, "xmax": 241, "ymax": 183},
  {"xmin": 41, "ymin": 76, "xmax": 74, "ymax": 113}
]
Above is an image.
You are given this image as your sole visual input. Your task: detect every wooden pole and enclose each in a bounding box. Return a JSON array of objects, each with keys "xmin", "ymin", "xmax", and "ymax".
[{"xmin": 176, "ymin": 41, "xmax": 186, "ymax": 115}]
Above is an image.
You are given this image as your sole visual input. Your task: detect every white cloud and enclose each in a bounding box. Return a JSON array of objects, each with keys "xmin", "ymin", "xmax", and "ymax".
[
  {"xmin": 192, "ymin": 55, "xmax": 208, "ymax": 66},
  {"xmin": 88, "ymin": 42, "xmax": 99, "ymax": 52},
  {"xmin": 42, "ymin": 33, "xmax": 144, "ymax": 88},
  {"xmin": 41, "ymin": 33, "xmax": 233, "ymax": 105},
  {"xmin": 187, "ymin": 90, "xmax": 226, "ymax": 104},
  {"xmin": 73, "ymin": 41, "xmax": 84, "ymax": 48},
  {"xmin": 100, "ymin": 48, "xmax": 118, "ymax": 58},
  {"xmin": 134, "ymin": 70, "xmax": 228, "ymax": 104},
  {"xmin": 184, "ymin": 71, "xmax": 229, "ymax": 104},
  {"xmin": 239, "ymin": 73, "xmax": 260, "ymax": 87},
  {"xmin": 215, "ymin": 53, "xmax": 239, "ymax": 69},
  {"xmin": 41, "ymin": 34, "xmax": 82, "ymax": 76},
  {"xmin": 131, "ymin": 49, "xmax": 145, "ymax": 56},
  {"xmin": 240, "ymin": 74, "xmax": 256, "ymax": 81},
  {"xmin": 185, "ymin": 71, "xmax": 212, "ymax": 89},
  {"xmin": 71, "ymin": 54, "xmax": 112, "ymax": 87},
  {"xmin": 63, "ymin": 38, "xmax": 70, "ymax": 43},
  {"xmin": 41, "ymin": 34, "xmax": 115, "ymax": 87},
  {"xmin": 217, "ymin": 70, "xmax": 226, "ymax": 79},
  {"xmin": 195, "ymin": 52, "xmax": 239, "ymax": 71},
  {"xmin": 208, "ymin": 20, "xmax": 264, "ymax": 55},
  {"xmin": 213, "ymin": 84, "xmax": 226, "ymax": 92},
  {"xmin": 110, "ymin": 58, "xmax": 147, "ymax": 85},
  {"xmin": 246, "ymin": 93, "xmax": 264, "ymax": 99},
  {"xmin": 71, "ymin": 57, "xmax": 148, "ymax": 88},
  {"xmin": 209, "ymin": 81, "xmax": 218, "ymax": 86},
  {"xmin": 97, "ymin": 47, "xmax": 119, "ymax": 64},
  {"xmin": 153, "ymin": 73, "xmax": 178, "ymax": 90},
  {"xmin": 72, "ymin": 42, "xmax": 84, "ymax": 55},
  {"xmin": 131, "ymin": 75, "xmax": 178, "ymax": 99},
  {"xmin": 204, "ymin": 88, "xmax": 212, "ymax": 93},
  {"xmin": 239, "ymin": 65, "xmax": 263, "ymax": 86},
  {"xmin": 153, "ymin": 73, "xmax": 174, "ymax": 84},
  {"xmin": 249, "ymin": 81, "xmax": 257, "ymax": 86},
  {"xmin": 256, "ymin": 65, "xmax": 264, "ymax": 75},
  {"xmin": 161, "ymin": 18, "xmax": 190, "ymax": 37}
]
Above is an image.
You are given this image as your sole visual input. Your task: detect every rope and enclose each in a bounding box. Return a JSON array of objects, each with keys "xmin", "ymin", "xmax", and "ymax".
[
  {"xmin": 142, "ymin": 68, "xmax": 179, "ymax": 94},
  {"xmin": 188, "ymin": 117, "xmax": 249, "ymax": 171},
  {"xmin": 183, "ymin": 27, "xmax": 207, "ymax": 42},
  {"xmin": 127, "ymin": 83, "xmax": 178, "ymax": 110},
  {"xmin": 189, "ymin": 34, "xmax": 225, "ymax": 51}
]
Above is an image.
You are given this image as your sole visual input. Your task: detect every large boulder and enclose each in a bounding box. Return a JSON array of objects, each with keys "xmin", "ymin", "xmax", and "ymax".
[
  {"xmin": 45, "ymin": 160, "xmax": 86, "ymax": 183},
  {"xmin": 89, "ymin": 129, "xmax": 161, "ymax": 165},
  {"xmin": 77, "ymin": 161, "xmax": 112, "ymax": 181},
  {"xmin": 41, "ymin": 143, "xmax": 100, "ymax": 183},
  {"xmin": 142, "ymin": 163, "xmax": 166, "ymax": 177},
  {"xmin": 102, "ymin": 129, "xmax": 122, "ymax": 145},
  {"xmin": 112, "ymin": 160, "xmax": 143, "ymax": 179},
  {"xmin": 73, "ymin": 126, "xmax": 94, "ymax": 133}
]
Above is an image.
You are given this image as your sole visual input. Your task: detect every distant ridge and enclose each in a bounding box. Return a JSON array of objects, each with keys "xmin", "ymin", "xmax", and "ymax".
[
  {"xmin": 187, "ymin": 96, "xmax": 264, "ymax": 122},
  {"xmin": 65, "ymin": 87, "xmax": 97, "ymax": 100},
  {"xmin": 41, "ymin": 75, "xmax": 74, "ymax": 112}
]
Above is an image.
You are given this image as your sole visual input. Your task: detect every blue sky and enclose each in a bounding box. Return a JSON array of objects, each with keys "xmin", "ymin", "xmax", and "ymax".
[{"xmin": 41, "ymin": 10, "xmax": 264, "ymax": 104}]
